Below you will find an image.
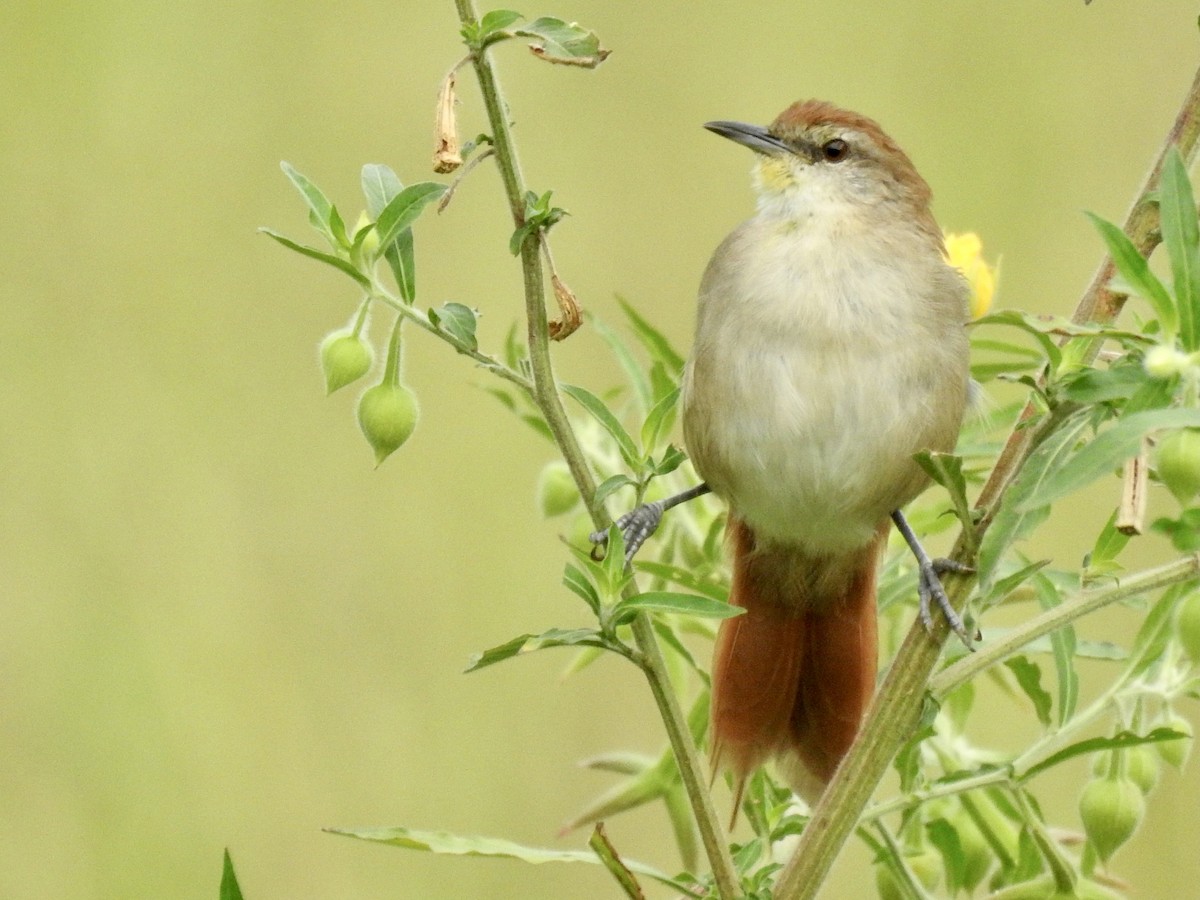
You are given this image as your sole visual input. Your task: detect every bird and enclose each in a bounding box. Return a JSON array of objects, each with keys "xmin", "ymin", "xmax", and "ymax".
[{"xmin": 679, "ymin": 100, "xmax": 971, "ymax": 806}]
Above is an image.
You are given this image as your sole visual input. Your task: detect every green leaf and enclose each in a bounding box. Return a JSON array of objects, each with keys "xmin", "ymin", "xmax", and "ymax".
[
  {"xmin": 375, "ymin": 182, "xmax": 447, "ymax": 251},
  {"xmin": 220, "ymin": 850, "xmax": 245, "ymax": 900},
  {"xmin": 610, "ymin": 591, "xmax": 744, "ymax": 627},
  {"xmin": 280, "ymin": 161, "xmax": 338, "ymax": 241},
  {"xmin": 1125, "ymin": 584, "xmax": 1186, "ymax": 680},
  {"xmin": 1022, "ymin": 407, "xmax": 1200, "ymax": 511},
  {"xmin": 594, "ymin": 473, "xmax": 636, "ymax": 508},
  {"xmin": 977, "ymin": 409, "xmax": 1096, "ymax": 590},
  {"xmin": 926, "ymin": 818, "xmax": 966, "ymax": 895},
  {"xmin": 650, "ymin": 444, "xmax": 687, "ymax": 476},
  {"xmin": 1087, "ymin": 212, "xmax": 1176, "ymax": 337},
  {"xmin": 361, "ymin": 163, "xmax": 404, "ymax": 218},
  {"xmin": 590, "ymin": 315, "xmax": 653, "ymax": 411},
  {"xmin": 479, "ymin": 8, "xmax": 523, "ymax": 39},
  {"xmin": 1159, "ymin": 146, "xmax": 1200, "ymax": 350},
  {"xmin": 1089, "ymin": 508, "xmax": 1130, "ymax": 570},
  {"xmin": 633, "ymin": 561, "xmax": 726, "ymax": 601},
  {"xmin": 914, "ymin": 451, "xmax": 973, "ymax": 535},
  {"xmin": 1059, "ymin": 363, "xmax": 1153, "ymax": 405},
  {"xmin": 640, "ymin": 386, "xmax": 680, "ymax": 456},
  {"xmin": 258, "ymin": 228, "xmax": 370, "ymax": 287},
  {"xmin": 1019, "ymin": 727, "xmax": 1188, "ymax": 783},
  {"xmin": 563, "ymin": 563, "xmax": 601, "ymax": 616},
  {"xmin": 1033, "ymin": 572, "xmax": 1078, "ymax": 726},
  {"xmin": 465, "ymin": 628, "xmax": 619, "ymax": 672},
  {"xmin": 561, "ymin": 383, "xmax": 641, "ymax": 469},
  {"xmin": 428, "ymin": 302, "xmax": 478, "ymax": 351},
  {"xmin": 617, "ymin": 297, "xmax": 685, "ymax": 376},
  {"xmin": 972, "ymin": 310, "xmax": 1063, "ymax": 370},
  {"xmin": 326, "ymin": 826, "xmax": 691, "ymax": 892},
  {"xmin": 977, "ymin": 558, "xmax": 1050, "ymax": 609},
  {"xmin": 1004, "ymin": 655, "xmax": 1052, "ymax": 727},
  {"xmin": 514, "ymin": 17, "xmax": 610, "ymax": 67}
]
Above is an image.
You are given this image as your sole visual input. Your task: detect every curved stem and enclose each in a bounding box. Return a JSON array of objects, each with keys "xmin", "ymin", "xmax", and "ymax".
[{"xmin": 450, "ymin": 2, "xmax": 740, "ymax": 894}]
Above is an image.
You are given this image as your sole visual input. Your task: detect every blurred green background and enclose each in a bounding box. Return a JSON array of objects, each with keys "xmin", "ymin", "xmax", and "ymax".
[{"xmin": 3, "ymin": 2, "xmax": 1200, "ymax": 897}]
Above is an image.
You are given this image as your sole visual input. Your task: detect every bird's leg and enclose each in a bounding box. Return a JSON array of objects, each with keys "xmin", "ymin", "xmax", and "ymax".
[
  {"xmin": 590, "ymin": 483, "xmax": 713, "ymax": 563},
  {"xmin": 890, "ymin": 509, "xmax": 974, "ymax": 649}
]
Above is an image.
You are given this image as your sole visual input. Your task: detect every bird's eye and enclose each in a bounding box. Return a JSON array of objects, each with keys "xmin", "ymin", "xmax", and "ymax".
[{"xmin": 821, "ymin": 139, "xmax": 848, "ymax": 161}]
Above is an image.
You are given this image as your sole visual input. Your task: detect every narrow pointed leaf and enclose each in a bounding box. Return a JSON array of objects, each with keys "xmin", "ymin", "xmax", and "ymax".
[
  {"xmin": 1086, "ymin": 212, "xmax": 1176, "ymax": 335},
  {"xmin": 361, "ymin": 163, "xmax": 404, "ymax": 218},
  {"xmin": 280, "ymin": 161, "xmax": 335, "ymax": 237},
  {"xmin": 641, "ymin": 387, "xmax": 681, "ymax": 456},
  {"xmin": 1159, "ymin": 146, "xmax": 1200, "ymax": 349},
  {"xmin": 1004, "ymin": 655, "xmax": 1052, "ymax": 727},
  {"xmin": 977, "ymin": 409, "xmax": 1095, "ymax": 589},
  {"xmin": 1018, "ymin": 727, "xmax": 1189, "ymax": 783},
  {"xmin": 617, "ymin": 297, "xmax": 685, "ymax": 375},
  {"xmin": 220, "ymin": 850, "xmax": 245, "ymax": 900},
  {"xmin": 325, "ymin": 826, "xmax": 690, "ymax": 891},
  {"xmin": 1019, "ymin": 407, "xmax": 1200, "ymax": 511},
  {"xmin": 258, "ymin": 228, "xmax": 369, "ymax": 286},
  {"xmin": 561, "ymin": 383, "xmax": 641, "ymax": 468},
  {"xmin": 611, "ymin": 591, "xmax": 744, "ymax": 626},
  {"xmin": 465, "ymin": 628, "xmax": 617, "ymax": 672},
  {"xmin": 375, "ymin": 182, "xmax": 447, "ymax": 251}
]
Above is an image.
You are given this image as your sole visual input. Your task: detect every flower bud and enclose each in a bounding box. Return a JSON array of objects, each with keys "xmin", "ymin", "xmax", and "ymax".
[
  {"xmin": 1091, "ymin": 747, "xmax": 1158, "ymax": 794},
  {"xmin": 1176, "ymin": 590, "xmax": 1200, "ymax": 663},
  {"xmin": 320, "ymin": 332, "xmax": 373, "ymax": 394},
  {"xmin": 1143, "ymin": 344, "xmax": 1191, "ymax": 379},
  {"xmin": 1156, "ymin": 713, "xmax": 1193, "ymax": 769},
  {"xmin": 536, "ymin": 461, "xmax": 580, "ymax": 517},
  {"xmin": 357, "ymin": 382, "xmax": 418, "ymax": 465},
  {"xmin": 1078, "ymin": 775, "xmax": 1144, "ymax": 862},
  {"xmin": 1155, "ymin": 428, "xmax": 1200, "ymax": 504}
]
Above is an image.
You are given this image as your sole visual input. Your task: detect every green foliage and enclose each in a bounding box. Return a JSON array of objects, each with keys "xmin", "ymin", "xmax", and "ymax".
[{"xmin": 257, "ymin": 6, "xmax": 1200, "ymax": 898}]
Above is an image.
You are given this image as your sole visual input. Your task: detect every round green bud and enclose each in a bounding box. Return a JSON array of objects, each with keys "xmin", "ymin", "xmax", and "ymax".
[
  {"xmin": 1126, "ymin": 745, "xmax": 1160, "ymax": 795},
  {"xmin": 1176, "ymin": 590, "xmax": 1200, "ymax": 663},
  {"xmin": 905, "ymin": 848, "xmax": 941, "ymax": 892},
  {"xmin": 986, "ymin": 875, "xmax": 1123, "ymax": 900},
  {"xmin": 1156, "ymin": 428, "xmax": 1200, "ymax": 504},
  {"xmin": 357, "ymin": 382, "xmax": 418, "ymax": 465},
  {"xmin": 321, "ymin": 332, "xmax": 373, "ymax": 394},
  {"xmin": 1156, "ymin": 713, "xmax": 1193, "ymax": 769},
  {"xmin": 536, "ymin": 461, "xmax": 580, "ymax": 517},
  {"xmin": 1144, "ymin": 345, "xmax": 1191, "ymax": 379},
  {"xmin": 1079, "ymin": 775, "xmax": 1144, "ymax": 862}
]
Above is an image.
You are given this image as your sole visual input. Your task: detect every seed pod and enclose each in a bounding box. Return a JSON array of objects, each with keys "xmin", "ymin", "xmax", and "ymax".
[
  {"xmin": 1176, "ymin": 590, "xmax": 1200, "ymax": 663},
  {"xmin": 1155, "ymin": 428, "xmax": 1200, "ymax": 504},
  {"xmin": 357, "ymin": 383, "xmax": 418, "ymax": 465},
  {"xmin": 320, "ymin": 332, "xmax": 373, "ymax": 394},
  {"xmin": 1156, "ymin": 713, "xmax": 1194, "ymax": 769},
  {"xmin": 536, "ymin": 461, "xmax": 580, "ymax": 517},
  {"xmin": 433, "ymin": 71, "xmax": 462, "ymax": 174},
  {"xmin": 1078, "ymin": 775, "xmax": 1144, "ymax": 862}
]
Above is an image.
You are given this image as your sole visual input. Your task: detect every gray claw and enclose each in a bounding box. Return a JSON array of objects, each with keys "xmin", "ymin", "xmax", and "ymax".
[
  {"xmin": 589, "ymin": 501, "xmax": 665, "ymax": 563},
  {"xmin": 918, "ymin": 558, "xmax": 973, "ymax": 649}
]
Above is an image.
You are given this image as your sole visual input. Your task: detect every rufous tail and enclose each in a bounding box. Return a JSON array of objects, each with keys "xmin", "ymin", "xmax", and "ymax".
[{"xmin": 710, "ymin": 517, "xmax": 884, "ymax": 810}]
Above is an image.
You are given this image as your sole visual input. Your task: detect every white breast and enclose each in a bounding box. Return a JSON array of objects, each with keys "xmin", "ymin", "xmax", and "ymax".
[{"xmin": 681, "ymin": 214, "xmax": 969, "ymax": 554}]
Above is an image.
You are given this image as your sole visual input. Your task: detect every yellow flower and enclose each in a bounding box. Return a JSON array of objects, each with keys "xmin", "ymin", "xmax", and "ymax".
[{"xmin": 944, "ymin": 231, "xmax": 998, "ymax": 319}]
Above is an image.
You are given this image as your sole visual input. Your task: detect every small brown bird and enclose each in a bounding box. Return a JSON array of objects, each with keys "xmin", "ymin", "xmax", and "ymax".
[{"xmin": 681, "ymin": 100, "xmax": 971, "ymax": 804}]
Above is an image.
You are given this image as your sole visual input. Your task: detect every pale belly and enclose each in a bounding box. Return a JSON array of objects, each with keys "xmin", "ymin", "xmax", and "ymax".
[{"xmin": 682, "ymin": 330, "xmax": 964, "ymax": 554}]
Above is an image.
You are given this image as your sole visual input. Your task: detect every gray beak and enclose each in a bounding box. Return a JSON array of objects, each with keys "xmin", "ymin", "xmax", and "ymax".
[{"xmin": 704, "ymin": 120, "xmax": 789, "ymax": 155}]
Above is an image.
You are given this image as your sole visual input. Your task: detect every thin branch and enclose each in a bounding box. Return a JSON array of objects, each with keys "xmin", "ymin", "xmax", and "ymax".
[
  {"xmin": 772, "ymin": 61, "xmax": 1200, "ymax": 900},
  {"xmin": 450, "ymin": 2, "xmax": 740, "ymax": 894},
  {"xmin": 929, "ymin": 553, "xmax": 1200, "ymax": 700}
]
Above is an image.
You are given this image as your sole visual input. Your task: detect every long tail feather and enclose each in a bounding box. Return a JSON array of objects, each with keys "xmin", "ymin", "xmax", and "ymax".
[{"xmin": 711, "ymin": 518, "xmax": 884, "ymax": 809}]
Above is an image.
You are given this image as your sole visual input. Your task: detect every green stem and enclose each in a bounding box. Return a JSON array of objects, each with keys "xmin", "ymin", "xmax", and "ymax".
[
  {"xmin": 450, "ymin": 3, "xmax": 740, "ymax": 895},
  {"xmin": 773, "ymin": 61, "xmax": 1200, "ymax": 900},
  {"xmin": 930, "ymin": 553, "xmax": 1200, "ymax": 700}
]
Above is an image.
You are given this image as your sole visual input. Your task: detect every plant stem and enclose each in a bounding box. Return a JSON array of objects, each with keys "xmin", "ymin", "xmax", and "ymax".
[
  {"xmin": 773, "ymin": 61, "xmax": 1200, "ymax": 900},
  {"xmin": 450, "ymin": 3, "xmax": 740, "ymax": 894},
  {"xmin": 930, "ymin": 553, "xmax": 1200, "ymax": 699}
]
